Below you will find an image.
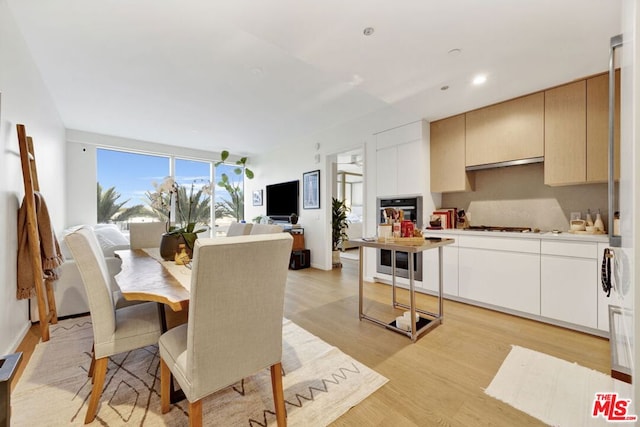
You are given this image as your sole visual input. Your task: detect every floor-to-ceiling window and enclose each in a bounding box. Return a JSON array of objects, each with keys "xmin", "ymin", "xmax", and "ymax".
[{"xmin": 96, "ymin": 148, "xmax": 245, "ymax": 236}]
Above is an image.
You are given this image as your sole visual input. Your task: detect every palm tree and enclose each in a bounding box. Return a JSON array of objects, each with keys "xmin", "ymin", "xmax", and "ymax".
[
  {"xmin": 215, "ymin": 174, "xmax": 244, "ymax": 221},
  {"xmin": 97, "ymin": 183, "xmax": 150, "ymax": 223}
]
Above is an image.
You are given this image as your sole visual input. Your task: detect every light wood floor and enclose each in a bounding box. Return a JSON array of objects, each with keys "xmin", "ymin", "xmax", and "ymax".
[{"xmin": 15, "ymin": 258, "xmax": 610, "ymax": 426}]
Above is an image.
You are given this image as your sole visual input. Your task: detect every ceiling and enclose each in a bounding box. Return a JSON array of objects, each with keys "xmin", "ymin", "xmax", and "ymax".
[{"xmin": 7, "ymin": 0, "xmax": 622, "ymax": 156}]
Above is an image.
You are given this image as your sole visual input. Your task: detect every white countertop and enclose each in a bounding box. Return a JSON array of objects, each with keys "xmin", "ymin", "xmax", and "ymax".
[{"xmin": 423, "ymin": 228, "xmax": 609, "ymax": 243}]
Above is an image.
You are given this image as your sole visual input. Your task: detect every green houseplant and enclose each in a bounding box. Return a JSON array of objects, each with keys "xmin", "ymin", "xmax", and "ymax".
[
  {"xmin": 148, "ymin": 176, "xmax": 212, "ymax": 260},
  {"xmin": 331, "ymin": 197, "xmax": 350, "ymax": 267}
]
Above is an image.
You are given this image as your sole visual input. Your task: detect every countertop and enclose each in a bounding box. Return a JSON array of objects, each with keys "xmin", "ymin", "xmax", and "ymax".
[{"xmin": 423, "ymin": 228, "xmax": 610, "ymax": 243}]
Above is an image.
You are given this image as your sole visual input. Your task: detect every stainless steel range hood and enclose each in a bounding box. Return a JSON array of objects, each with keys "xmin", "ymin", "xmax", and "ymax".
[{"xmin": 465, "ymin": 156, "xmax": 544, "ymax": 171}]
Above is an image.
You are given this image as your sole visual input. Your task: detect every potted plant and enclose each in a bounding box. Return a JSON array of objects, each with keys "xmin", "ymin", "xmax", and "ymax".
[
  {"xmin": 148, "ymin": 176, "xmax": 212, "ymax": 260},
  {"xmin": 331, "ymin": 197, "xmax": 350, "ymax": 268}
]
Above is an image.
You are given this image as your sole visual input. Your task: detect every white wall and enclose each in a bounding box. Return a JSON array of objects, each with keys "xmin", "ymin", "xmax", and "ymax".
[
  {"xmin": 248, "ymin": 106, "xmax": 422, "ymax": 271},
  {"xmin": 0, "ymin": 0, "xmax": 66, "ymax": 355}
]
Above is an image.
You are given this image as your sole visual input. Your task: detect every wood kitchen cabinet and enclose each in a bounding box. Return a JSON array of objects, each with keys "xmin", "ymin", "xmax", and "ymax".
[
  {"xmin": 544, "ymin": 80, "xmax": 587, "ymax": 186},
  {"xmin": 465, "ymin": 92, "xmax": 544, "ymax": 167},
  {"xmin": 430, "ymin": 114, "xmax": 474, "ymax": 193},
  {"xmin": 587, "ymin": 71, "xmax": 621, "ymax": 183},
  {"xmin": 545, "ymin": 72, "xmax": 621, "ymax": 186}
]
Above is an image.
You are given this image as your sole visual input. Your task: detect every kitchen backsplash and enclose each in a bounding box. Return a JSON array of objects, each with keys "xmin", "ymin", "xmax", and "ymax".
[{"xmin": 441, "ymin": 163, "xmax": 608, "ymax": 232}]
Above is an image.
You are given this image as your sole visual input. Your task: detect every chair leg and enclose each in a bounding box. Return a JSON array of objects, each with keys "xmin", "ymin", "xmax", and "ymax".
[
  {"xmin": 84, "ymin": 357, "xmax": 108, "ymax": 424},
  {"xmin": 270, "ymin": 362, "xmax": 287, "ymax": 427},
  {"xmin": 188, "ymin": 400, "xmax": 202, "ymax": 427},
  {"xmin": 88, "ymin": 344, "xmax": 95, "ymax": 379},
  {"xmin": 160, "ymin": 357, "xmax": 171, "ymax": 414}
]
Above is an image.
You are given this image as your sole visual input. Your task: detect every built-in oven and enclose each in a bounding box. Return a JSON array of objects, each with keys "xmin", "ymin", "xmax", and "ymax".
[{"xmin": 376, "ymin": 196, "xmax": 423, "ymax": 281}]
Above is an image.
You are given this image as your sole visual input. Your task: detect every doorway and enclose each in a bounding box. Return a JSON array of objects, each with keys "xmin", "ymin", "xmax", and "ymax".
[{"xmin": 335, "ymin": 149, "xmax": 364, "ymax": 262}]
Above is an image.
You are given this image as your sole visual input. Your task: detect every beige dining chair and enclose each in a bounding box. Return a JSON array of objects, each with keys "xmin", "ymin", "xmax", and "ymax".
[
  {"xmin": 159, "ymin": 233, "xmax": 293, "ymax": 427},
  {"xmin": 226, "ymin": 221, "xmax": 253, "ymax": 236},
  {"xmin": 64, "ymin": 226, "xmax": 163, "ymax": 424},
  {"xmin": 129, "ymin": 221, "xmax": 167, "ymax": 249},
  {"xmin": 250, "ymin": 223, "xmax": 284, "ymax": 234}
]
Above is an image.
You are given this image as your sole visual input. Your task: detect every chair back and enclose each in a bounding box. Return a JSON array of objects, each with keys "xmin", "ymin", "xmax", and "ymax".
[
  {"xmin": 249, "ymin": 223, "xmax": 284, "ymax": 235},
  {"xmin": 129, "ymin": 222, "xmax": 166, "ymax": 249},
  {"xmin": 186, "ymin": 234, "xmax": 293, "ymax": 396},
  {"xmin": 226, "ymin": 222, "xmax": 253, "ymax": 237},
  {"xmin": 64, "ymin": 226, "xmax": 117, "ymax": 344}
]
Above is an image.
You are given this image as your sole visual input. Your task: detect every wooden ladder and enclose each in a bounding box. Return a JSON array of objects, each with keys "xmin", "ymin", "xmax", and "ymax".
[{"xmin": 17, "ymin": 124, "xmax": 58, "ymax": 341}]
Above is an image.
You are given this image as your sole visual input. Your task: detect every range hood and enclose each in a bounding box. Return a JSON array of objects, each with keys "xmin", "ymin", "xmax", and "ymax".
[{"xmin": 465, "ymin": 156, "xmax": 544, "ymax": 171}]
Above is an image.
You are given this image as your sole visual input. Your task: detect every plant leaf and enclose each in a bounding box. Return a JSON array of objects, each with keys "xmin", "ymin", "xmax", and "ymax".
[{"xmin": 245, "ymin": 169, "xmax": 254, "ymax": 179}]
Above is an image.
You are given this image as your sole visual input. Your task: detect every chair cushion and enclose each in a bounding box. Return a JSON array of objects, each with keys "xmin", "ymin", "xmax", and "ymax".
[
  {"xmin": 158, "ymin": 324, "xmax": 191, "ymax": 400},
  {"xmin": 94, "ymin": 301, "xmax": 162, "ymax": 359}
]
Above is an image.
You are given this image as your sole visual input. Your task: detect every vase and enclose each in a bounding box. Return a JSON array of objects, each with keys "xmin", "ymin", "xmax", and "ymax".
[{"xmin": 160, "ymin": 233, "xmax": 197, "ymax": 261}]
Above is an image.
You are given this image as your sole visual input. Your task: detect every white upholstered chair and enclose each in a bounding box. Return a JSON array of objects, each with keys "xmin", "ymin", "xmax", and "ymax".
[
  {"xmin": 159, "ymin": 233, "xmax": 293, "ymax": 427},
  {"xmin": 129, "ymin": 221, "xmax": 167, "ymax": 249},
  {"xmin": 225, "ymin": 221, "xmax": 253, "ymax": 236},
  {"xmin": 64, "ymin": 226, "xmax": 163, "ymax": 424},
  {"xmin": 249, "ymin": 223, "xmax": 284, "ymax": 235}
]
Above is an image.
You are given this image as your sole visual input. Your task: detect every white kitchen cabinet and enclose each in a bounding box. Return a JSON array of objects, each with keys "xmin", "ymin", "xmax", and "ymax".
[
  {"xmin": 540, "ymin": 241, "xmax": 598, "ymax": 329},
  {"xmin": 458, "ymin": 236, "xmax": 540, "ymax": 315},
  {"xmin": 375, "ymin": 121, "xmax": 426, "ymax": 197},
  {"xmin": 422, "ymin": 235, "xmax": 459, "ymax": 296}
]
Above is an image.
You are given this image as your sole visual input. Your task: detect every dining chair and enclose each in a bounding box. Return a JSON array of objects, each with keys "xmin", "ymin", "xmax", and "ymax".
[
  {"xmin": 64, "ymin": 226, "xmax": 163, "ymax": 424},
  {"xmin": 159, "ymin": 233, "xmax": 293, "ymax": 427},
  {"xmin": 129, "ymin": 221, "xmax": 167, "ymax": 249},
  {"xmin": 250, "ymin": 223, "xmax": 284, "ymax": 234},
  {"xmin": 226, "ymin": 221, "xmax": 253, "ymax": 236}
]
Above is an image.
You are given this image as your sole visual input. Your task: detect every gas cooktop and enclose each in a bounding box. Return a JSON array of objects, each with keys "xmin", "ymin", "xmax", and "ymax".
[{"xmin": 464, "ymin": 226, "xmax": 532, "ymax": 233}]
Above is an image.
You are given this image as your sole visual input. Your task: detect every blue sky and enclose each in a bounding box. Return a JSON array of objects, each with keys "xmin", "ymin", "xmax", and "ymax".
[{"xmin": 97, "ymin": 148, "xmax": 239, "ymax": 208}]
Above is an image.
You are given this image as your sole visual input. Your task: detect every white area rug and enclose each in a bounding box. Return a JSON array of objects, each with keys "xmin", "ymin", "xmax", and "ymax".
[
  {"xmin": 12, "ymin": 316, "xmax": 387, "ymax": 426},
  {"xmin": 485, "ymin": 345, "xmax": 634, "ymax": 426}
]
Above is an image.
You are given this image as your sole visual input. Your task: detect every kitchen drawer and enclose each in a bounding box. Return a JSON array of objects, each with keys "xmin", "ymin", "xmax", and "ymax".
[
  {"xmin": 541, "ymin": 240, "xmax": 597, "ymax": 258},
  {"xmin": 457, "ymin": 235, "xmax": 539, "ymax": 254}
]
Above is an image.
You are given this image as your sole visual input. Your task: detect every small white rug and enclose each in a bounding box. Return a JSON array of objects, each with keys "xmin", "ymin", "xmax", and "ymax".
[
  {"xmin": 12, "ymin": 316, "xmax": 387, "ymax": 426},
  {"xmin": 485, "ymin": 345, "xmax": 634, "ymax": 426}
]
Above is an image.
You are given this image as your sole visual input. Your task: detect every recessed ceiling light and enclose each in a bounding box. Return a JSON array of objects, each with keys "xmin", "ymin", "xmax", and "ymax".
[
  {"xmin": 349, "ymin": 74, "xmax": 364, "ymax": 86},
  {"xmin": 363, "ymin": 27, "xmax": 375, "ymax": 36},
  {"xmin": 250, "ymin": 66, "xmax": 263, "ymax": 76},
  {"xmin": 448, "ymin": 48, "xmax": 462, "ymax": 56},
  {"xmin": 472, "ymin": 74, "xmax": 487, "ymax": 85}
]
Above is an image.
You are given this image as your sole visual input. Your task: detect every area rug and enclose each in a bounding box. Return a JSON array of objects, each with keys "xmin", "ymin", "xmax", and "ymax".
[
  {"xmin": 485, "ymin": 345, "xmax": 634, "ymax": 426},
  {"xmin": 12, "ymin": 316, "xmax": 387, "ymax": 426}
]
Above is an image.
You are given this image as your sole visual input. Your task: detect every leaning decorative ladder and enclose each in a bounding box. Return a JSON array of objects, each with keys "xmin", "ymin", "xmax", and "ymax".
[{"xmin": 17, "ymin": 124, "xmax": 57, "ymax": 341}]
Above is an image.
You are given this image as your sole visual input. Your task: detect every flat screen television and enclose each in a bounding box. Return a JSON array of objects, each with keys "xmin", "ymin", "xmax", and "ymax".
[{"xmin": 266, "ymin": 180, "xmax": 299, "ymax": 222}]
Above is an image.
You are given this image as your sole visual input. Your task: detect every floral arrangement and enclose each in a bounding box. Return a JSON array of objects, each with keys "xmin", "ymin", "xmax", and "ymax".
[{"xmin": 148, "ymin": 176, "xmax": 212, "ymax": 238}]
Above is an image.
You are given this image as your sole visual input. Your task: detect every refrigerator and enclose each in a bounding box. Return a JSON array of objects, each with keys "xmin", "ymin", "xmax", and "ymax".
[{"xmin": 603, "ymin": 0, "xmax": 638, "ymax": 403}]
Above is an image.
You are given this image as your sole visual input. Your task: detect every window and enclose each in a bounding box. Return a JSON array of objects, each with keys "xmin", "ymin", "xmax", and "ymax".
[
  {"xmin": 97, "ymin": 148, "xmax": 245, "ymax": 236},
  {"xmin": 96, "ymin": 149, "xmax": 169, "ymax": 227}
]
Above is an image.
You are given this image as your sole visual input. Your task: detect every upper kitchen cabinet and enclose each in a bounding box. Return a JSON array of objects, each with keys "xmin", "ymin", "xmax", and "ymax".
[
  {"xmin": 375, "ymin": 121, "xmax": 427, "ymax": 197},
  {"xmin": 544, "ymin": 80, "xmax": 587, "ymax": 186},
  {"xmin": 465, "ymin": 92, "xmax": 544, "ymax": 167},
  {"xmin": 430, "ymin": 114, "xmax": 474, "ymax": 193},
  {"xmin": 545, "ymin": 72, "xmax": 621, "ymax": 186},
  {"xmin": 586, "ymin": 71, "xmax": 620, "ymax": 183}
]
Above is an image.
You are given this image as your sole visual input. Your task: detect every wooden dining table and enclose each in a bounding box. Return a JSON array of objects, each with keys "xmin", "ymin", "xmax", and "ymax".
[
  {"xmin": 115, "ymin": 248, "xmax": 191, "ymax": 315},
  {"xmin": 115, "ymin": 247, "xmax": 192, "ymax": 402}
]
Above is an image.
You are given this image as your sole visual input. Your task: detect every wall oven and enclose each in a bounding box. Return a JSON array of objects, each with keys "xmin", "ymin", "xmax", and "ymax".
[{"xmin": 376, "ymin": 196, "xmax": 423, "ymax": 281}]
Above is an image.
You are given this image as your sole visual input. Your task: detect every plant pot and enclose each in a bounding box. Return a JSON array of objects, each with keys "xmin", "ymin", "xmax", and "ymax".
[
  {"xmin": 159, "ymin": 233, "xmax": 197, "ymax": 261},
  {"xmin": 332, "ymin": 250, "xmax": 342, "ymax": 268}
]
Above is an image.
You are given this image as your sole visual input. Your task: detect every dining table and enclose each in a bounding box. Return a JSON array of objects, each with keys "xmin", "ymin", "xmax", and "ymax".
[
  {"xmin": 115, "ymin": 247, "xmax": 192, "ymax": 403},
  {"xmin": 115, "ymin": 248, "xmax": 191, "ymax": 327}
]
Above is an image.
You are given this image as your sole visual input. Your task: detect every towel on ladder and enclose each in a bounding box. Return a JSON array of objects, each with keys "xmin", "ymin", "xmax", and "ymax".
[{"xmin": 17, "ymin": 192, "xmax": 64, "ymax": 299}]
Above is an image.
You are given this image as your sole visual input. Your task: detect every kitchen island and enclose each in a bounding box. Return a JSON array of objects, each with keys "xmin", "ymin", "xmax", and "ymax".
[{"xmin": 349, "ymin": 237, "xmax": 454, "ymax": 342}]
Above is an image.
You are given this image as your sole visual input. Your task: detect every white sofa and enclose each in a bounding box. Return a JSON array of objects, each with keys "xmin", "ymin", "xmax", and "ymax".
[{"xmin": 29, "ymin": 224, "xmax": 130, "ymax": 321}]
